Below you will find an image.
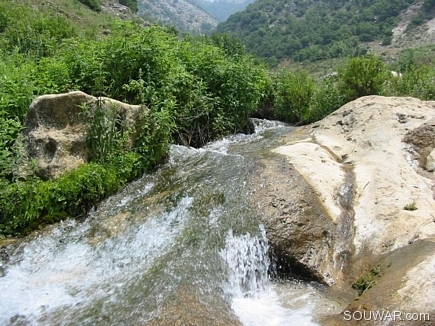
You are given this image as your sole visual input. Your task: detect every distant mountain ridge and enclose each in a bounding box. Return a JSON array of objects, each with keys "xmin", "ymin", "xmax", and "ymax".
[{"xmin": 216, "ymin": 0, "xmax": 435, "ymax": 65}]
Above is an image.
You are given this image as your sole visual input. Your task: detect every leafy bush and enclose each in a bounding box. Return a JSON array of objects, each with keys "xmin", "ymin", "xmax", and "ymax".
[
  {"xmin": 0, "ymin": 3, "xmax": 76, "ymax": 57},
  {"xmin": 119, "ymin": 0, "xmax": 138, "ymax": 12},
  {"xmin": 82, "ymin": 100, "xmax": 131, "ymax": 164},
  {"xmin": 0, "ymin": 114, "xmax": 23, "ymax": 178},
  {"xmin": 253, "ymin": 72, "xmax": 276, "ymax": 119},
  {"xmin": 305, "ymin": 78, "xmax": 347, "ymax": 123},
  {"xmin": 381, "ymin": 35, "xmax": 392, "ymax": 46},
  {"xmin": 274, "ymin": 70, "xmax": 315, "ymax": 123},
  {"xmin": 0, "ymin": 163, "xmax": 119, "ymax": 235},
  {"xmin": 78, "ymin": 0, "xmax": 101, "ymax": 12},
  {"xmin": 384, "ymin": 64, "xmax": 435, "ymax": 100},
  {"xmin": 338, "ymin": 55, "xmax": 389, "ymax": 101}
]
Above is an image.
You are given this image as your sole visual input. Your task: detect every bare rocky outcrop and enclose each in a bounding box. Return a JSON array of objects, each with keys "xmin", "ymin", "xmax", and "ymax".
[
  {"xmin": 252, "ymin": 96, "xmax": 435, "ymax": 323},
  {"xmin": 20, "ymin": 91, "xmax": 144, "ymax": 180}
]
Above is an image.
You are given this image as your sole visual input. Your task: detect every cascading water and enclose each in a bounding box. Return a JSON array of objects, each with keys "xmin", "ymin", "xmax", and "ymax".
[{"xmin": 0, "ymin": 120, "xmax": 343, "ymax": 326}]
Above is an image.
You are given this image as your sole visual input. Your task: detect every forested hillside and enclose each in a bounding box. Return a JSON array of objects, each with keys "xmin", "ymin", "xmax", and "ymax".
[{"xmin": 216, "ymin": 0, "xmax": 435, "ymax": 65}]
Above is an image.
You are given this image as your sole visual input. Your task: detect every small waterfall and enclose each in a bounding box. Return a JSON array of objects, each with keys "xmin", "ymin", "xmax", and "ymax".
[
  {"xmin": 220, "ymin": 225, "xmax": 326, "ymax": 326},
  {"xmin": 220, "ymin": 225, "xmax": 270, "ymax": 298},
  {"xmin": 0, "ymin": 119, "xmax": 343, "ymax": 325}
]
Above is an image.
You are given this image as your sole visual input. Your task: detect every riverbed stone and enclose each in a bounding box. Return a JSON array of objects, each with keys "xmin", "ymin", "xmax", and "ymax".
[
  {"xmin": 146, "ymin": 284, "xmax": 242, "ymax": 326},
  {"xmin": 19, "ymin": 91, "xmax": 145, "ymax": 180}
]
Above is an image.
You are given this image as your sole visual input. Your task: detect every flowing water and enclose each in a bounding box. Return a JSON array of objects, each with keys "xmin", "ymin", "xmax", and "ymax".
[{"xmin": 0, "ymin": 120, "xmax": 343, "ymax": 325}]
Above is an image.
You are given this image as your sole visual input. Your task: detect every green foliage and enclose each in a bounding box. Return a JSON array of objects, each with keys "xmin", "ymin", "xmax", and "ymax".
[
  {"xmin": 82, "ymin": 100, "xmax": 130, "ymax": 164},
  {"xmin": 305, "ymin": 78, "xmax": 347, "ymax": 123},
  {"xmin": 274, "ymin": 70, "xmax": 315, "ymax": 123},
  {"xmin": 423, "ymin": 0, "xmax": 435, "ymax": 10},
  {"xmin": 404, "ymin": 201, "xmax": 418, "ymax": 211},
  {"xmin": 383, "ymin": 64, "xmax": 435, "ymax": 99},
  {"xmin": 0, "ymin": 163, "xmax": 119, "ymax": 235},
  {"xmin": 78, "ymin": 0, "xmax": 101, "ymax": 12},
  {"xmin": 210, "ymin": 33, "xmax": 246, "ymax": 57},
  {"xmin": 338, "ymin": 55, "xmax": 389, "ymax": 101},
  {"xmin": 253, "ymin": 73, "xmax": 275, "ymax": 119},
  {"xmin": 381, "ymin": 35, "xmax": 392, "ymax": 46},
  {"xmin": 0, "ymin": 2, "xmax": 76, "ymax": 57},
  {"xmin": 119, "ymin": 0, "xmax": 138, "ymax": 12},
  {"xmin": 406, "ymin": 13, "xmax": 426, "ymax": 31},
  {"xmin": 352, "ymin": 265, "xmax": 381, "ymax": 295},
  {"xmin": 131, "ymin": 102, "xmax": 175, "ymax": 171},
  {"xmin": 0, "ymin": 2, "xmax": 269, "ymax": 236},
  {"xmin": 0, "ymin": 115, "xmax": 24, "ymax": 178}
]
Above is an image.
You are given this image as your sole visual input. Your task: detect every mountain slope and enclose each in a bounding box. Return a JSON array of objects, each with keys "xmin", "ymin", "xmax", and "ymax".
[
  {"xmin": 216, "ymin": 0, "xmax": 435, "ymax": 65},
  {"xmin": 138, "ymin": 0, "xmax": 218, "ymax": 33}
]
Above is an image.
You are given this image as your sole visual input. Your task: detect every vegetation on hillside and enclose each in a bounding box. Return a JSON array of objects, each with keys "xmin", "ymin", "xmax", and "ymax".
[
  {"xmin": 216, "ymin": 0, "xmax": 427, "ymax": 65},
  {"xmin": 78, "ymin": 0, "xmax": 138, "ymax": 12},
  {"xmin": 1, "ymin": 0, "xmax": 435, "ymax": 237},
  {"xmin": 406, "ymin": 0, "xmax": 435, "ymax": 30}
]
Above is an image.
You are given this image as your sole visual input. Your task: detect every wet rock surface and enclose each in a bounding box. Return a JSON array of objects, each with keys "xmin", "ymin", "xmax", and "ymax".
[
  {"xmin": 147, "ymin": 284, "xmax": 242, "ymax": 326},
  {"xmin": 251, "ymin": 96, "xmax": 435, "ymax": 324},
  {"xmin": 250, "ymin": 152, "xmax": 347, "ymax": 286}
]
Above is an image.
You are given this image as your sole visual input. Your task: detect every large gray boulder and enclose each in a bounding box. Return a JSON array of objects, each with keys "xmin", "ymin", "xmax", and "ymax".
[
  {"xmin": 20, "ymin": 91, "xmax": 144, "ymax": 180},
  {"xmin": 252, "ymin": 96, "xmax": 435, "ymax": 323}
]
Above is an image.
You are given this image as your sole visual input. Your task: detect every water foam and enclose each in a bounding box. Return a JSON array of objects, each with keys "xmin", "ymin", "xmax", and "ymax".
[
  {"xmin": 0, "ymin": 197, "xmax": 193, "ymax": 325},
  {"xmin": 220, "ymin": 226, "xmax": 321, "ymax": 326}
]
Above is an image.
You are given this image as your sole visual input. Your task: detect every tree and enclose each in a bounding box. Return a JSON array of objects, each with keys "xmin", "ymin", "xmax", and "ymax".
[
  {"xmin": 119, "ymin": 0, "xmax": 138, "ymax": 12},
  {"xmin": 78, "ymin": 0, "xmax": 101, "ymax": 12}
]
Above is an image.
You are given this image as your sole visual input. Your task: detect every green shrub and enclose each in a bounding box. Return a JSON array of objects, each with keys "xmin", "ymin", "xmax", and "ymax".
[
  {"xmin": 338, "ymin": 55, "xmax": 389, "ymax": 101},
  {"xmin": 352, "ymin": 265, "xmax": 381, "ymax": 295},
  {"xmin": 381, "ymin": 35, "xmax": 392, "ymax": 46},
  {"xmin": 78, "ymin": 0, "xmax": 101, "ymax": 12},
  {"xmin": 35, "ymin": 57, "xmax": 72, "ymax": 94},
  {"xmin": 253, "ymin": 72, "xmax": 276, "ymax": 119},
  {"xmin": 0, "ymin": 115, "xmax": 23, "ymax": 178},
  {"xmin": 385, "ymin": 64, "xmax": 435, "ymax": 100},
  {"xmin": 407, "ymin": 14, "xmax": 425, "ymax": 31},
  {"xmin": 305, "ymin": 78, "xmax": 346, "ymax": 123},
  {"xmin": 0, "ymin": 53, "xmax": 38, "ymax": 119},
  {"xmin": 82, "ymin": 100, "xmax": 131, "ymax": 164},
  {"xmin": 0, "ymin": 163, "xmax": 119, "ymax": 236},
  {"xmin": 0, "ymin": 3, "xmax": 76, "ymax": 57},
  {"xmin": 119, "ymin": 0, "xmax": 138, "ymax": 12},
  {"xmin": 274, "ymin": 70, "xmax": 315, "ymax": 123}
]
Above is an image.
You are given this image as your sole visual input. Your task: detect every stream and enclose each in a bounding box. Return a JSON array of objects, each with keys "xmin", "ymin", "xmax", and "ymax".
[{"xmin": 0, "ymin": 120, "xmax": 343, "ymax": 325}]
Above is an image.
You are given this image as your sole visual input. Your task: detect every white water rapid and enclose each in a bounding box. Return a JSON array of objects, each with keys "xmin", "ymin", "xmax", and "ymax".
[{"xmin": 0, "ymin": 120, "xmax": 343, "ymax": 325}]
